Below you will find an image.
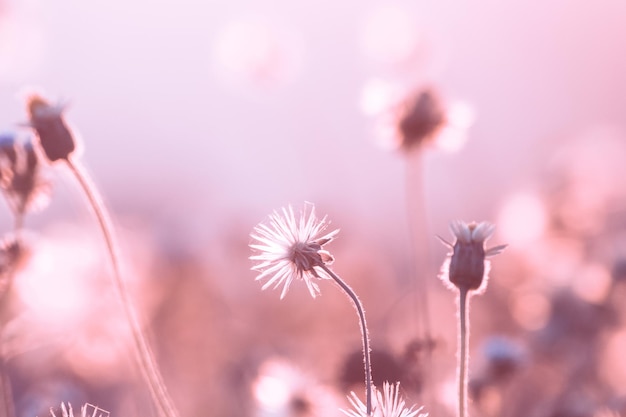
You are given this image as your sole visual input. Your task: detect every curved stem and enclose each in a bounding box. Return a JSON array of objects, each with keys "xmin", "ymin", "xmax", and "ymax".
[
  {"xmin": 65, "ymin": 157, "xmax": 179, "ymax": 417},
  {"xmin": 319, "ymin": 264, "xmax": 372, "ymax": 416},
  {"xmin": 458, "ymin": 286, "xmax": 469, "ymax": 417}
]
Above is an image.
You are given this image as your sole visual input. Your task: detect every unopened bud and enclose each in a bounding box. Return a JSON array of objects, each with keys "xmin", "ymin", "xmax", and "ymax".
[
  {"xmin": 26, "ymin": 94, "xmax": 76, "ymax": 162},
  {"xmin": 439, "ymin": 220, "xmax": 507, "ymax": 292}
]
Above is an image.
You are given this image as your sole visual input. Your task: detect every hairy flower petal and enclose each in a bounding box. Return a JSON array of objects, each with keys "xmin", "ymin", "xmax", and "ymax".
[{"xmin": 249, "ymin": 203, "xmax": 338, "ymax": 299}]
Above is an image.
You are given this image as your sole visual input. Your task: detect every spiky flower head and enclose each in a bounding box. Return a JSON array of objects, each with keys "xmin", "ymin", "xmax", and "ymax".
[
  {"xmin": 439, "ymin": 220, "xmax": 507, "ymax": 292},
  {"xmin": 50, "ymin": 403, "xmax": 109, "ymax": 417},
  {"xmin": 0, "ymin": 133, "xmax": 51, "ymax": 219},
  {"xmin": 249, "ymin": 202, "xmax": 339, "ymax": 299},
  {"xmin": 343, "ymin": 382, "xmax": 426, "ymax": 417},
  {"xmin": 24, "ymin": 92, "xmax": 76, "ymax": 162}
]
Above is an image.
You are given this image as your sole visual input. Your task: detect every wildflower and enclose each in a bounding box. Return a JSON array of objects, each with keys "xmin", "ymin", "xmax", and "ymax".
[
  {"xmin": 438, "ymin": 220, "xmax": 507, "ymax": 292},
  {"xmin": 0, "ymin": 133, "xmax": 51, "ymax": 223},
  {"xmin": 370, "ymin": 83, "xmax": 473, "ymax": 153},
  {"xmin": 24, "ymin": 93, "xmax": 76, "ymax": 162},
  {"xmin": 343, "ymin": 382, "xmax": 425, "ymax": 417},
  {"xmin": 50, "ymin": 403, "xmax": 110, "ymax": 417},
  {"xmin": 249, "ymin": 203, "xmax": 339, "ymax": 299},
  {"xmin": 438, "ymin": 221, "xmax": 506, "ymax": 417},
  {"xmin": 396, "ymin": 87, "xmax": 446, "ymax": 152}
]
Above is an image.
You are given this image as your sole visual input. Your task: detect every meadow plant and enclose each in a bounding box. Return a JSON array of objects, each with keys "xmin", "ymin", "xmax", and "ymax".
[
  {"xmin": 438, "ymin": 221, "xmax": 506, "ymax": 417},
  {"xmin": 0, "ymin": 133, "xmax": 51, "ymax": 233},
  {"xmin": 23, "ymin": 93, "xmax": 179, "ymax": 417},
  {"xmin": 249, "ymin": 203, "xmax": 374, "ymax": 415},
  {"xmin": 343, "ymin": 382, "xmax": 426, "ymax": 417},
  {"xmin": 394, "ymin": 87, "xmax": 446, "ymax": 153},
  {"xmin": 0, "ymin": 132, "xmax": 48, "ymax": 417},
  {"xmin": 50, "ymin": 403, "xmax": 110, "ymax": 417}
]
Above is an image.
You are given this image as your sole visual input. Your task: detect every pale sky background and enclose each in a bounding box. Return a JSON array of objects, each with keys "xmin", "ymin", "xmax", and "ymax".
[{"xmin": 1, "ymin": 0, "xmax": 625, "ymax": 251}]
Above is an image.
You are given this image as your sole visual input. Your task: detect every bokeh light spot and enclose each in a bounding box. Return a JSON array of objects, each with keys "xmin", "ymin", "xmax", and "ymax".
[
  {"xmin": 253, "ymin": 375, "xmax": 290, "ymax": 409},
  {"xmin": 511, "ymin": 290, "xmax": 551, "ymax": 330},
  {"xmin": 358, "ymin": 5, "xmax": 421, "ymax": 66},
  {"xmin": 433, "ymin": 99, "xmax": 474, "ymax": 152},
  {"xmin": 572, "ymin": 264, "xmax": 611, "ymax": 304},
  {"xmin": 213, "ymin": 17, "xmax": 303, "ymax": 87},
  {"xmin": 15, "ymin": 228, "xmax": 102, "ymax": 325},
  {"xmin": 0, "ymin": 13, "xmax": 45, "ymax": 81},
  {"xmin": 498, "ymin": 192, "xmax": 548, "ymax": 247}
]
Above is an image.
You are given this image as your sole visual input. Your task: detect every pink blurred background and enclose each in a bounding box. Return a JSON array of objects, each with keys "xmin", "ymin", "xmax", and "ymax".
[
  {"xmin": 0, "ymin": 0, "xmax": 624, "ymax": 231},
  {"xmin": 1, "ymin": 0, "xmax": 626, "ymax": 416}
]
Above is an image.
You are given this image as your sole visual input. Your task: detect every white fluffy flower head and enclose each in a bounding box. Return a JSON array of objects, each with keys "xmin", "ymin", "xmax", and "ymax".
[
  {"xmin": 250, "ymin": 203, "xmax": 339, "ymax": 299},
  {"xmin": 343, "ymin": 382, "xmax": 425, "ymax": 417},
  {"xmin": 50, "ymin": 403, "xmax": 109, "ymax": 417}
]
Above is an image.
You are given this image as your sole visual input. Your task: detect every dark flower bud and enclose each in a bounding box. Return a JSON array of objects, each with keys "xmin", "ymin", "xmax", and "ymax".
[
  {"xmin": 26, "ymin": 94, "xmax": 76, "ymax": 162},
  {"xmin": 397, "ymin": 87, "xmax": 446, "ymax": 152},
  {"xmin": 439, "ymin": 221, "xmax": 507, "ymax": 292}
]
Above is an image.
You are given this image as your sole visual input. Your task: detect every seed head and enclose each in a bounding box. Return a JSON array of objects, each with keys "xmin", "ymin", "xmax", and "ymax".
[
  {"xmin": 249, "ymin": 203, "xmax": 339, "ymax": 299},
  {"xmin": 396, "ymin": 87, "xmax": 446, "ymax": 152},
  {"xmin": 343, "ymin": 382, "xmax": 426, "ymax": 417},
  {"xmin": 50, "ymin": 403, "xmax": 109, "ymax": 417},
  {"xmin": 439, "ymin": 220, "xmax": 507, "ymax": 292},
  {"xmin": 25, "ymin": 93, "xmax": 76, "ymax": 162}
]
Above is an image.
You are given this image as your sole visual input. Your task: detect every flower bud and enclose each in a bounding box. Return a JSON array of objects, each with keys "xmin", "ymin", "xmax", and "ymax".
[
  {"xmin": 439, "ymin": 221, "xmax": 507, "ymax": 292},
  {"xmin": 397, "ymin": 87, "xmax": 446, "ymax": 152},
  {"xmin": 25, "ymin": 94, "xmax": 76, "ymax": 162}
]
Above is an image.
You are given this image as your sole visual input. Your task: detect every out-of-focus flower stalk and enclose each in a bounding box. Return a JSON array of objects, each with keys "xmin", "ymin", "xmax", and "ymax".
[{"xmin": 25, "ymin": 93, "xmax": 179, "ymax": 417}]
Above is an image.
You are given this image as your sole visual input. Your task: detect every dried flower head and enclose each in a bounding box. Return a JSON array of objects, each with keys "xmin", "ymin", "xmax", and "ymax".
[
  {"xmin": 25, "ymin": 93, "xmax": 76, "ymax": 162},
  {"xmin": 396, "ymin": 87, "xmax": 446, "ymax": 152},
  {"xmin": 50, "ymin": 403, "xmax": 110, "ymax": 417},
  {"xmin": 0, "ymin": 133, "xmax": 51, "ymax": 220},
  {"xmin": 343, "ymin": 382, "xmax": 425, "ymax": 417},
  {"xmin": 249, "ymin": 203, "xmax": 339, "ymax": 299},
  {"xmin": 439, "ymin": 221, "xmax": 507, "ymax": 292}
]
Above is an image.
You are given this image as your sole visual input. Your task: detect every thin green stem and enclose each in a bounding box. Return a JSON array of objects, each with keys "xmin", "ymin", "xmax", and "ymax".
[
  {"xmin": 458, "ymin": 286, "xmax": 469, "ymax": 417},
  {"xmin": 65, "ymin": 157, "xmax": 179, "ymax": 417},
  {"xmin": 319, "ymin": 264, "xmax": 372, "ymax": 416}
]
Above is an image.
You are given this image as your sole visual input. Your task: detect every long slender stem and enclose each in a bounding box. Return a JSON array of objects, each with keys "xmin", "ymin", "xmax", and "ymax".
[
  {"xmin": 319, "ymin": 264, "xmax": 372, "ymax": 416},
  {"xmin": 458, "ymin": 286, "xmax": 469, "ymax": 417},
  {"xmin": 65, "ymin": 157, "xmax": 179, "ymax": 417},
  {"xmin": 405, "ymin": 150, "xmax": 433, "ymax": 344}
]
